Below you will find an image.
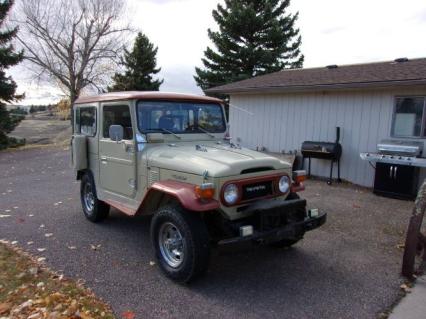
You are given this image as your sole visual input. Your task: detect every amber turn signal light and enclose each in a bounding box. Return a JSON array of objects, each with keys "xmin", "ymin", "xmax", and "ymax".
[
  {"xmin": 292, "ymin": 170, "xmax": 307, "ymax": 184},
  {"xmin": 195, "ymin": 183, "xmax": 215, "ymax": 200}
]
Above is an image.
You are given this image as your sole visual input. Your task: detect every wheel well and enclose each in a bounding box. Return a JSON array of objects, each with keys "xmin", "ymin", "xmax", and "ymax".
[
  {"xmin": 76, "ymin": 169, "xmax": 91, "ymax": 181},
  {"xmin": 138, "ymin": 190, "xmax": 180, "ymax": 215}
]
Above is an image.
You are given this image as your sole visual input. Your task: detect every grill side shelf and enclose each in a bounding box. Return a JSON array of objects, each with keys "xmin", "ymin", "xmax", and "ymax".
[{"xmin": 360, "ymin": 153, "xmax": 426, "ymax": 168}]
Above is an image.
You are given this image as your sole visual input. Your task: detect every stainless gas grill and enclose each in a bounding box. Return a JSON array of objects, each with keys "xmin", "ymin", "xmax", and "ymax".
[
  {"xmin": 360, "ymin": 140, "xmax": 426, "ymax": 167},
  {"xmin": 360, "ymin": 140, "xmax": 425, "ymax": 200}
]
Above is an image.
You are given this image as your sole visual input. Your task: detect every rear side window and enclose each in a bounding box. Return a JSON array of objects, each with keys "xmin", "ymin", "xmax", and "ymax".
[
  {"xmin": 75, "ymin": 107, "xmax": 97, "ymax": 137},
  {"xmin": 103, "ymin": 105, "xmax": 133, "ymax": 140}
]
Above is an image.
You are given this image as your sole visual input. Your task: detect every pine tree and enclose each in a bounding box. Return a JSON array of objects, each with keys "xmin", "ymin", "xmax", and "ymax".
[
  {"xmin": 109, "ymin": 32, "xmax": 163, "ymax": 92},
  {"xmin": 0, "ymin": 0, "xmax": 23, "ymax": 149},
  {"xmin": 195, "ymin": 0, "xmax": 304, "ymax": 91}
]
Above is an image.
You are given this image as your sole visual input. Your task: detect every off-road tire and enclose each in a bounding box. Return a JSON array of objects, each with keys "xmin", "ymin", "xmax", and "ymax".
[
  {"xmin": 80, "ymin": 172, "xmax": 110, "ymax": 223},
  {"xmin": 151, "ymin": 204, "xmax": 210, "ymax": 283},
  {"xmin": 269, "ymin": 192, "xmax": 305, "ymax": 248}
]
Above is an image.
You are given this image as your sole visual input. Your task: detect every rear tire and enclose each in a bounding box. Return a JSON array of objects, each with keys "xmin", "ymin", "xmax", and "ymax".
[
  {"xmin": 269, "ymin": 192, "xmax": 305, "ymax": 248},
  {"xmin": 80, "ymin": 172, "xmax": 110, "ymax": 223},
  {"xmin": 151, "ymin": 204, "xmax": 210, "ymax": 283}
]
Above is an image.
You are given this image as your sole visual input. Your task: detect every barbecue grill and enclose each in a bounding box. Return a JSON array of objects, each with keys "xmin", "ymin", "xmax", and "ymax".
[
  {"xmin": 360, "ymin": 140, "xmax": 426, "ymax": 200},
  {"xmin": 301, "ymin": 127, "xmax": 342, "ymax": 185}
]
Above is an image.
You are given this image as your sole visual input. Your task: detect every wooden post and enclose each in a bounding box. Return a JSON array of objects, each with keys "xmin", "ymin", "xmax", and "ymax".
[{"xmin": 402, "ymin": 180, "xmax": 426, "ymax": 279}]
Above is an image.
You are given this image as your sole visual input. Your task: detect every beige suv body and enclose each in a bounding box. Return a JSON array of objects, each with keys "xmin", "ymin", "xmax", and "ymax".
[{"xmin": 71, "ymin": 91, "xmax": 326, "ymax": 282}]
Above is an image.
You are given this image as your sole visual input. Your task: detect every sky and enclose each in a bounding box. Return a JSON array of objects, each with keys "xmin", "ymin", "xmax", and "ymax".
[{"xmin": 8, "ymin": 0, "xmax": 426, "ymax": 105}]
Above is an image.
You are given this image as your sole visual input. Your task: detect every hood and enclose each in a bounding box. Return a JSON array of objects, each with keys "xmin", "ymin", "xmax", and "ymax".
[{"xmin": 147, "ymin": 142, "xmax": 291, "ymax": 177}]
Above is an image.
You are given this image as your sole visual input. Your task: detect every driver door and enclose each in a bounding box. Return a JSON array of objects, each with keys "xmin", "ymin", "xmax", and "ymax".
[{"xmin": 99, "ymin": 103, "xmax": 136, "ymax": 198}]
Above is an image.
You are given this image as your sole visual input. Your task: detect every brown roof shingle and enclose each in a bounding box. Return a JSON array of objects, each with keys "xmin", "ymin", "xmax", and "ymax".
[{"xmin": 205, "ymin": 58, "xmax": 426, "ymax": 94}]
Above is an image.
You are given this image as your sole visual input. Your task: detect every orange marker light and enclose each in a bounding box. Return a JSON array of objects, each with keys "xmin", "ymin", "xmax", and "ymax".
[
  {"xmin": 293, "ymin": 170, "xmax": 307, "ymax": 184},
  {"xmin": 295, "ymin": 174, "xmax": 306, "ymax": 183},
  {"xmin": 195, "ymin": 183, "xmax": 215, "ymax": 200}
]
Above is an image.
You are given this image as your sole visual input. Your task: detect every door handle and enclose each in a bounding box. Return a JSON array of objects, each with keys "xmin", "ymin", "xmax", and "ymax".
[
  {"xmin": 100, "ymin": 156, "xmax": 107, "ymax": 165},
  {"xmin": 394, "ymin": 166, "xmax": 398, "ymax": 179},
  {"xmin": 389, "ymin": 166, "xmax": 393, "ymax": 179}
]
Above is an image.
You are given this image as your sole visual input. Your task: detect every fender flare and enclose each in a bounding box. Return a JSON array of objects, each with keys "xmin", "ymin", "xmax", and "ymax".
[{"xmin": 140, "ymin": 180, "xmax": 220, "ymax": 213}]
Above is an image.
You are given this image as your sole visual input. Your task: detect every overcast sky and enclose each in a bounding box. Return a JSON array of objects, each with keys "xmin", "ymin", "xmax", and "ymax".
[{"xmin": 9, "ymin": 0, "xmax": 426, "ymax": 105}]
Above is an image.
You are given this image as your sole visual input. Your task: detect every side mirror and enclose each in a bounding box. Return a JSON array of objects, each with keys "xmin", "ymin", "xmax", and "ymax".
[{"xmin": 109, "ymin": 125, "xmax": 124, "ymax": 142}]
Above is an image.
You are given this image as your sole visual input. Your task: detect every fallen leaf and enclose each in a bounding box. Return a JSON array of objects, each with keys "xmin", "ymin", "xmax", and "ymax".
[
  {"xmin": 37, "ymin": 257, "xmax": 46, "ymax": 262},
  {"xmin": 0, "ymin": 214, "xmax": 11, "ymax": 218},
  {"xmin": 40, "ymin": 224, "xmax": 45, "ymax": 228},
  {"xmin": 27, "ymin": 241, "xmax": 34, "ymax": 245},
  {"xmin": 28, "ymin": 214, "xmax": 34, "ymax": 217},
  {"xmin": 90, "ymin": 244, "xmax": 101, "ymax": 251},
  {"xmin": 11, "ymin": 241, "xmax": 18, "ymax": 245},
  {"xmin": 13, "ymin": 206, "xmax": 18, "ymax": 209},
  {"xmin": 16, "ymin": 272, "xmax": 26, "ymax": 279},
  {"xmin": 149, "ymin": 261, "xmax": 156, "ymax": 266},
  {"xmin": 68, "ymin": 246, "xmax": 77, "ymax": 250},
  {"xmin": 400, "ymin": 283, "xmax": 412, "ymax": 292},
  {"xmin": 28, "ymin": 313, "xmax": 42, "ymax": 319},
  {"xmin": 45, "ymin": 233, "xmax": 53, "ymax": 238},
  {"xmin": 37, "ymin": 248, "xmax": 47, "ymax": 252},
  {"xmin": 0, "ymin": 302, "xmax": 12, "ymax": 315},
  {"xmin": 122, "ymin": 311, "xmax": 135, "ymax": 319},
  {"xmin": 397, "ymin": 243, "xmax": 405, "ymax": 249},
  {"xmin": 4, "ymin": 209, "xmax": 11, "ymax": 213},
  {"xmin": 28, "ymin": 267, "xmax": 38, "ymax": 275}
]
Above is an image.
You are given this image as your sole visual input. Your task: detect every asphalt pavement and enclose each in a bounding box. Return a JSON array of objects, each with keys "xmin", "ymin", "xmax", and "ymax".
[{"xmin": 0, "ymin": 147, "xmax": 414, "ymax": 319}]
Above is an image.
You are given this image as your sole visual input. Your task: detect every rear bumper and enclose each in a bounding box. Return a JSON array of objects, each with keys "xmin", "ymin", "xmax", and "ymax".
[{"xmin": 218, "ymin": 198, "xmax": 326, "ymax": 246}]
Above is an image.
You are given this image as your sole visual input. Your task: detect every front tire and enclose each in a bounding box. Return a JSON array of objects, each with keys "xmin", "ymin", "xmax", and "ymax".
[
  {"xmin": 151, "ymin": 205, "xmax": 210, "ymax": 283},
  {"xmin": 80, "ymin": 172, "xmax": 110, "ymax": 223}
]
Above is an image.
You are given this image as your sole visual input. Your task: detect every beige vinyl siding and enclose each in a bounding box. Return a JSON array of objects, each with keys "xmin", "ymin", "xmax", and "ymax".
[{"xmin": 229, "ymin": 87, "xmax": 426, "ymax": 187}]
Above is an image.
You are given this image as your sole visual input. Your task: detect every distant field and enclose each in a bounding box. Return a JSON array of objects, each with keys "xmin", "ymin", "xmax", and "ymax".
[{"xmin": 9, "ymin": 112, "xmax": 71, "ymax": 146}]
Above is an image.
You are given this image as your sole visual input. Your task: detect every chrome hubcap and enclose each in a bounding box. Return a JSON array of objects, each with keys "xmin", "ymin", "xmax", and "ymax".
[
  {"xmin": 159, "ymin": 222, "xmax": 185, "ymax": 268},
  {"xmin": 83, "ymin": 182, "xmax": 95, "ymax": 212}
]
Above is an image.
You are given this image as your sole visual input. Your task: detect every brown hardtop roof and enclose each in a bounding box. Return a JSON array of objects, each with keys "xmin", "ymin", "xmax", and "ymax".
[
  {"xmin": 75, "ymin": 91, "xmax": 223, "ymax": 104},
  {"xmin": 205, "ymin": 57, "xmax": 426, "ymax": 94}
]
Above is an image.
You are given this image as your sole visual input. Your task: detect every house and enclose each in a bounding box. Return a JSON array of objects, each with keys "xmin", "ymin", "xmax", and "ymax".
[{"xmin": 205, "ymin": 58, "xmax": 426, "ymax": 187}]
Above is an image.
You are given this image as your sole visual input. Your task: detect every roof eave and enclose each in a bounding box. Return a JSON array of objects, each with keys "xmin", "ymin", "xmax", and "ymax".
[{"xmin": 205, "ymin": 79, "xmax": 426, "ymax": 95}]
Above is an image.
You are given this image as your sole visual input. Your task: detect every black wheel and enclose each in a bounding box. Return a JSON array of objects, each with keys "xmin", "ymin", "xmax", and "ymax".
[
  {"xmin": 151, "ymin": 204, "xmax": 210, "ymax": 283},
  {"xmin": 80, "ymin": 172, "xmax": 110, "ymax": 223},
  {"xmin": 269, "ymin": 192, "xmax": 305, "ymax": 248}
]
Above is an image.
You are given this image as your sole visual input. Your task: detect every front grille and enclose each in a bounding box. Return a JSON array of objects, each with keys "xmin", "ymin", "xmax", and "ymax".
[{"xmin": 242, "ymin": 181, "xmax": 273, "ymax": 201}]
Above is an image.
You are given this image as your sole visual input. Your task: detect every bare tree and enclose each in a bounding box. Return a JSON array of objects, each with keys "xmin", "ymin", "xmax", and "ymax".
[{"xmin": 14, "ymin": 0, "xmax": 130, "ymax": 104}]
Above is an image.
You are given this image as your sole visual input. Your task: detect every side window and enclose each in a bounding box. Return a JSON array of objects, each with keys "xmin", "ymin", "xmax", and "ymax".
[
  {"xmin": 75, "ymin": 107, "xmax": 96, "ymax": 137},
  {"xmin": 103, "ymin": 105, "xmax": 133, "ymax": 140}
]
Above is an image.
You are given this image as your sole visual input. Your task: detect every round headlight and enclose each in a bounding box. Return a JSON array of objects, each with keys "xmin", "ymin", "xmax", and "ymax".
[
  {"xmin": 223, "ymin": 183, "xmax": 239, "ymax": 205},
  {"xmin": 278, "ymin": 176, "xmax": 290, "ymax": 193}
]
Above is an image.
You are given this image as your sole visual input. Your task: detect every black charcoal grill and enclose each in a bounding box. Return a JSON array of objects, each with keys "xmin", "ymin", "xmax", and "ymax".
[{"xmin": 301, "ymin": 127, "xmax": 342, "ymax": 185}]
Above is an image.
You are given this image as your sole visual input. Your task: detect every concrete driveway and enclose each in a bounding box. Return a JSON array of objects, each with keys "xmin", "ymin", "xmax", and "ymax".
[{"xmin": 0, "ymin": 147, "xmax": 413, "ymax": 319}]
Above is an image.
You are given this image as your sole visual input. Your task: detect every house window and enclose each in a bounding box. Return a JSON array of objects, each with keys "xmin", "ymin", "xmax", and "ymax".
[
  {"xmin": 391, "ymin": 97, "xmax": 426, "ymax": 138},
  {"xmin": 75, "ymin": 107, "xmax": 96, "ymax": 137}
]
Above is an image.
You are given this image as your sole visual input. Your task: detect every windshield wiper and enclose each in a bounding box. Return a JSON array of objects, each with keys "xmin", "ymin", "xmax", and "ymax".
[
  {"xmin": 197, "ymin": 126, "xmax": 215, "ymax": 138},
  {"xmin": 158, "ymin": 128, "xmax": 181, "ymax": 139}
]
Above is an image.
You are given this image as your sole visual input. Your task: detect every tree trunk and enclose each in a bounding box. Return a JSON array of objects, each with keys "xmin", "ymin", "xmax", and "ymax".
[{"xmin": 70, "ymin": 90, "xmax": 78, "ymax": 131}]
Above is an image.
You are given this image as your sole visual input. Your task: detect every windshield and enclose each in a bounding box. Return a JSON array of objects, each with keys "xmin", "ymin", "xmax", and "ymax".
[{"xmin": 137, "ymin": 101, "xmax": 226, "ymax": 134}]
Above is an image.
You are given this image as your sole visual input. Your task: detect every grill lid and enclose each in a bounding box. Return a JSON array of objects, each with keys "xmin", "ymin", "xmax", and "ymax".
[{"xmin": 377, "ymin": 139, "xmax": 423, "ymax": 157}]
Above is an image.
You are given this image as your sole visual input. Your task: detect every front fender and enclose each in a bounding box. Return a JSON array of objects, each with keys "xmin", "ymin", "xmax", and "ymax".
[{"xmin": 141, "ymin": 180, "xmax": 220, "ymax": 212}]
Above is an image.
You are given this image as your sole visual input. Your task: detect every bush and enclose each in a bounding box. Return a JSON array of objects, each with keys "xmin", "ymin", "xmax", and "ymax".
[{"xmin": 9, "ymin": 107, "xmax": 28, "ymax": 115}]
